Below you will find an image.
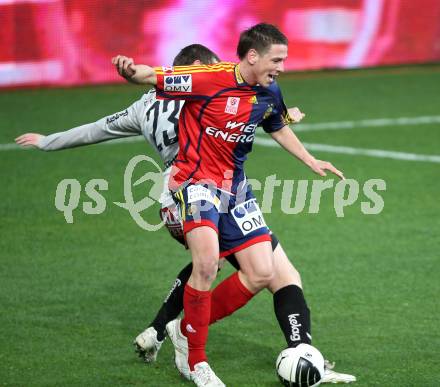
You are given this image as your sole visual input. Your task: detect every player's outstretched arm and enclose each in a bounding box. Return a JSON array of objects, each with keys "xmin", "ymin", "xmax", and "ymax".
[
  {"xmin": 112, "ymin": 55, "xmax": 157, "ymax": 85},
  {"xmin": 15, "ymin": 133, "xmax": 45, "ymax": 149},
  {"xmin": 15, "ymin": 105, "xmax": 142, "ymax": 152},
  {"xmin": 270, "ymin": 125, "xmax": 345, "ymax": 180}
]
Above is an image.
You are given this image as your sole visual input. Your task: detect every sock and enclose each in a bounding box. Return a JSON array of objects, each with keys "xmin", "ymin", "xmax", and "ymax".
[
  {"xmin": 149, "ymin": 263, "xmax": 193, "ymax": 341},
  {"xmin": 209, "ymin": 272, "xmax": 254, "ymax": 324},
  {"xmin": 273, "ymin": 285, "xmax": 312, "ymax": 347},
  {"xmin": 181, "ymin": 284, "xmax": 211, "ymax": 370}
]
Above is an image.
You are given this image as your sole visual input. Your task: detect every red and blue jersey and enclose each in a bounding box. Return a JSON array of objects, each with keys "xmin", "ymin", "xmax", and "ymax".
[{"xmin": 154, "ymin": 63, "xmax": 292, "ymax": 193}]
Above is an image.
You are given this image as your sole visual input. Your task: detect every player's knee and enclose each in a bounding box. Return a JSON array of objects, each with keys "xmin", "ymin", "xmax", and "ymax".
[
  {"xmin": 257, "ymin": 270, "xmax": 275, "ymax": 288},
  {"xmin": 193, "ymin": 255, "xmax": 219, "ymax": 283},
  {"xmin": 247, "ymin": 266, "xmax": 275, "ymax": 290}
]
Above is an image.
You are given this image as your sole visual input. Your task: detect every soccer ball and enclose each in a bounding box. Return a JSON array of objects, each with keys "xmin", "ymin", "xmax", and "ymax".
[{"xmin": 276, "ymin": 344, "xmax": 325, "ymax": 387}]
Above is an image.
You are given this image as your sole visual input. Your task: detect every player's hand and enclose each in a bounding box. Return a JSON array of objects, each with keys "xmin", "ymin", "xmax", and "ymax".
[
  {"xmin": 288, "ymin": 107, "xmax": 305, "ymax": 123},
  {"xmin": 309, "ymin": 159, "xmax": 345, "ymax": 180},
  {"xmin": 15, "ymin": 133, "xmax": 45, "ymax": 149},
  {"xmin": 112, "ymin": 55, "xmax": 137, "ymax": 80},
  {"xmin": 111, "ymin": 56, "xmax": 157, "ymax": 85}
]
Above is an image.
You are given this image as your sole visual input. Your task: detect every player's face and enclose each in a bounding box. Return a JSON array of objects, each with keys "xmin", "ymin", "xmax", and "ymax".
[{"xmin": 254, "ymin": 44, "xmax": 288, "ymax": 87}]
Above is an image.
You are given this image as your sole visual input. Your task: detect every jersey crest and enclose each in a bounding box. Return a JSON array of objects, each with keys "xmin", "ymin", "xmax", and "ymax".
[{"xmin": 225, "ymin": 97, "xmax": 240, "ymax": 115}]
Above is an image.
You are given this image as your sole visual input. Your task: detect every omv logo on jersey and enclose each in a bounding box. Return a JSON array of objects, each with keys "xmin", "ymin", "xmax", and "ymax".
[
  {"xmin": 164, "ymin": 74, "xmax": 192, "ymax": 92},
  {"xmin": 232, "ymin": 199, "xmax": 267, "ymax": 235}
]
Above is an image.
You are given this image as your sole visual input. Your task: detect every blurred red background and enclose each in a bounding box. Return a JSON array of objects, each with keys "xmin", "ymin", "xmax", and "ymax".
[{"xmin": 1, "ymin": 0, "xmax": 439, "ymax": 88}]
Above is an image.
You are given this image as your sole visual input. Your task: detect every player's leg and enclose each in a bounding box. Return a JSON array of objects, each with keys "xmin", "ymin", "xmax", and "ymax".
[
  {"xmin": 175, "ymin": 185, "xmax": 225, "ymax": 386},
  {"xmin": 268, "ymin": 244, "xmax": 311, "ymax": 347},
  {"xmin": 165, "ymin": 256, "xmax": 242, "ymax": 380},
  {"xmin": 233, "ymin": 241, "xmax": 275, "ymax": 292},
  {"xmin": 167, "ymin": 183, "xmax": 275, "ymax": 385},
  {"xmin": 166, "ymin": 242, "xmax": 272, "ymax": 382},
  {"xmin": 135, "ymin": 258, "xmax": 242, "ymax": 363},
  {"xmin": 208, "ymin": 243, "xmax": 272, "ymax": 326},
  {"xmin": 134, "ymin": 205, "xmax": 190, "ymax": 362},
  {"xmin": 207, "ymin": 183, "xmax": 275, "ymax": 325},
  {"xmin": 166, "ymin": 240, "xmax": 275, "ymax": 383},
  {"xmin": 147, "ymin": 206, "xmax": 190, "ymax": 339},
  {"xmin": 207, "ymin": 241, "xmax": 275, "ymax": 325},
  {"xmin": 134, "ymin": 262, "xmax": 192, "ymax": 362},
  {"xmin": 268, "ymin": 245, "xmax": 356, "ymax": 383},
  {"xmin": 209, "ymin": 234, "xmax": 303, "ymax": 335},
  {"xmin": 183, "ymin": 226, "xmax": 225, "ymax": 386},
  {"xmin": 134, "ymin": 204, "xmax": 242, "ymax": 364},
  {"xmin": 149, "ymin": 263, "xmax": 192, "ymax": 339},
  {"xmin": 207, "ymin": 185, "xmax": 275, "ymax": 325}
]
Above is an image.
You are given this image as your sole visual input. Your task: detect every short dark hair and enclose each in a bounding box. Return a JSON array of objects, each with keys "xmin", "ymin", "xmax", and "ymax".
[
  {"xmin": 173, "ymin": 44, "xmax": 220, "ymax": 66},
  {"xmin": 236, "ymin": 23, "xmax": 288, "ymax": 59}
]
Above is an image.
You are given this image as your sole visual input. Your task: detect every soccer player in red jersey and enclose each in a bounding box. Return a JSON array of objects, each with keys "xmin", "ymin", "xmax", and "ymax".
[{"xmin": 113, "ymin": 24, "xmax": 345, "ymax": 386}]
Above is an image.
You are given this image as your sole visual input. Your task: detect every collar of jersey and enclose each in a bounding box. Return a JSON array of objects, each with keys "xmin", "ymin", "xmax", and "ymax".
[{"xmin": 234, "ymin": 64, "xmax": 249, "ymax": 87}]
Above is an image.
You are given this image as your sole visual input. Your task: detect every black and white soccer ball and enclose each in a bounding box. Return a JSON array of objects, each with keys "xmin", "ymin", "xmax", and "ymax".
[{"xmin": 276, "ymin": 344, "xmax": 325, "ymax": 387}]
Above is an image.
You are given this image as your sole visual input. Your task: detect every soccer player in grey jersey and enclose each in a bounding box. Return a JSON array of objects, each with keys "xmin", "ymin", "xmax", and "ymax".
[
  {"xmin": 16, "ymin": 88, "xmax": 181, "ymax": 209},
  {"xmin": 16, "ymin": 44, "xmax": 355, "ymax": 384}
]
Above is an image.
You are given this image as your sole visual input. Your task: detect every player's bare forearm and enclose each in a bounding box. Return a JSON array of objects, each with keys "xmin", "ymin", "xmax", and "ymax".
[
  {"xmin": 271, "ymin": 126, "xmax": 314, "ymax": 164},
  {"xmin": 129, "ymin": 64, "xmax": 157, "ymax": 85},
  {"xmin": 271, "ymin": 126, "xmax": 344, "ymax": 179},
  {"xmin": 111, "ymin": 55, "xmax": 157, "ymax": 85}
]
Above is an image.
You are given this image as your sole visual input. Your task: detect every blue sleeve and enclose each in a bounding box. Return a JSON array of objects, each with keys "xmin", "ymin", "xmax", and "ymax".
[{"xmin": 261, "ymin": 83, "xmax": 294, "ymax": 133}]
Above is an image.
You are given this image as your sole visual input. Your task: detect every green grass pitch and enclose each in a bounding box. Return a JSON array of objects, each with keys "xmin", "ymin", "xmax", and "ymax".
[{"xmin": 0, "ymin": 65, "xmax": 439, "ymax": 386}]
